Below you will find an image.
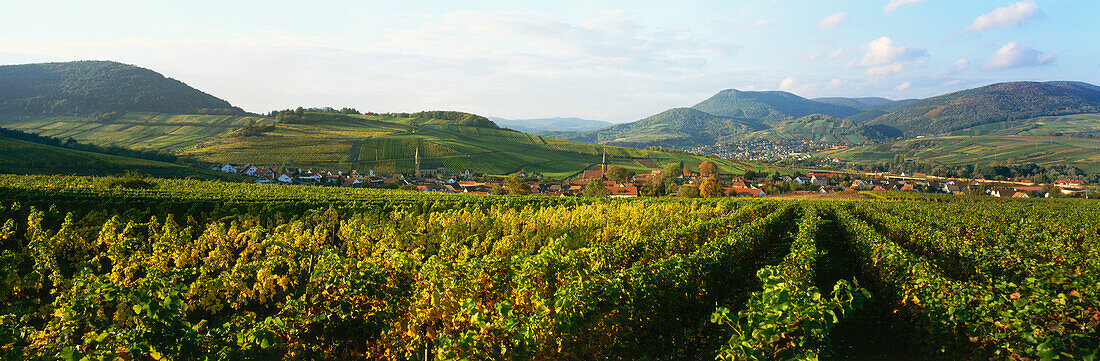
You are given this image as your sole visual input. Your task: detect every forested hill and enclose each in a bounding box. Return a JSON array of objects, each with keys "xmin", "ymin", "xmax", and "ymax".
[
  {"xmin": 690, "ymin": 89, "xmax": 861, "ymax": 122},
  {"xmin": 868, "ymin": 81, "xmax": 1100, "ymax": 136},
  {"xmin": 0, "ymin": 61, "xmax": 244, "ymax": 116}
]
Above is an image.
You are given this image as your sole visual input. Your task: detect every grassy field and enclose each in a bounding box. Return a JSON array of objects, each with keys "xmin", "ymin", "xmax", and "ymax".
[
  {"xmin": 0, "ymin": 112, "xmax": 269, "ymax": 152},
  {"xmin": 821, "ymin": 114, "xmax": 1100, "ymax": 171},
  {"xmin": 2, "ymin": 112, "xmax": 761, "ymax": 179},
  {"xmin": 0, "ymin": 135, "xmax": 243, "ymax": 179}
]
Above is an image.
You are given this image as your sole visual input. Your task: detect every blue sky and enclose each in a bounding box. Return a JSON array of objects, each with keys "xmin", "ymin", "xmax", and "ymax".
[{"xmin": 1, "ymin": 0, "xmax": 1095, "ymax": 122}]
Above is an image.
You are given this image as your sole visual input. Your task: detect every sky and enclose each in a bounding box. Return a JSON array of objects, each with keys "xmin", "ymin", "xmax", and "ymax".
[{"xmin": 1, "ymin": 0, "xmax": 1096, "ymax": 123}]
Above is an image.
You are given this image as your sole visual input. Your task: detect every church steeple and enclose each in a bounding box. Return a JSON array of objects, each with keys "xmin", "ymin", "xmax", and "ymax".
[
  {"xmin": 601, "ymin": 149, "xmax": 606, "ymax": 174},
  {"xmin": 414, "ymin": 143, "xmax": 421, "ymax": 178}
]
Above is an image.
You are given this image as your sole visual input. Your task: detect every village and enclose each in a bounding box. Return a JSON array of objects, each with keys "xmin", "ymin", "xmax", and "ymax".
[{"xmin": 209, "ymin": 150, "xmax": 1092, "ymax": 199}]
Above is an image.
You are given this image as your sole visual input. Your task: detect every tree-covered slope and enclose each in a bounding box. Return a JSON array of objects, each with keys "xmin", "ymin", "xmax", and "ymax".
[
  {"xmin": 745, "ymin": 114, "xmax": 899, "ymax": 144},
  {"xmin": 0, "ymin": 61, "xmax": 244, "ymax": 116},
  {"xmin": 868, "ymin": 81, "xmax": 1100, "ymax": 136},
  {"xmin": 545, "ymin": 107, "xmax": 767, "ymax": 148},
  {"xmin": 813, "ymin": 97, "xmax": 921, "ymax": 113},
  {"xmin": 691, "ymin": 89, "xmax": 861, "ymax": 122}
]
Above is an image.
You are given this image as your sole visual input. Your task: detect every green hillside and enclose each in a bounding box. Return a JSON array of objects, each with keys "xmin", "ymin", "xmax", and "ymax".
[
  {"xmin": 821, "ymin": 113, "xmax": 1100, "ymax": 172},
  {"xmin": 691, "ymin": 89, "xmax": 860, "ymax": 122},
  {"xmin": 544, "ymin": 108, "xmax": 766, "ymax": 149},
  {"xmin": 1, "ymin": 110, "xmax": 758, "ymax": 179},
  {"xmin": 0, "ymin": 134, "xmax": 236, "ymax": 178},
  {"xmin": 0, "ymin": 61, "xmax": 244, "ymax": 116},
  {"xmin": 744, "ymin": 114, "xmax": 897, "ymax": 144},
  {"xmin": 813, "ymin": 97, "xmax": 921, "ymax": 114},
  {"xmin": 868, "ymin": 81, "xmax": 1100, "ymax": 136},
  {"xmin": 0, "ymin": 112, "xmax": 270, "ymax": 152},
  {"xmin": 186, "ymin": 111, "xmax": 758, "ymax": 178}
]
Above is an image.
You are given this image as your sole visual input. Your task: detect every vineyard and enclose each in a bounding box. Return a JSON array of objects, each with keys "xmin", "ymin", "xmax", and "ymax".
[{"xmin": 0, "ymin": 175, "xmax": 1097, "ymax": 360}]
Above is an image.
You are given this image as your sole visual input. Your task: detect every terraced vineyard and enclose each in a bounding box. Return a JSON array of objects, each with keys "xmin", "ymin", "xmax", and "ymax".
[
  {"xmin": 1, "ymin": 112, "xmax": 759, "ymax": 179},
  {"xmin": 0, "ymin": 175, "xmax": 1096, "ymax": 360}
]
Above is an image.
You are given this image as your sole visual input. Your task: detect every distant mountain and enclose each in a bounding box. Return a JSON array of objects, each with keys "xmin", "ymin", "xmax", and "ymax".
[
  {"xmin": 545, "ymin": 107, "xmax": 766, "ymax": 148},
  {"xmin": 868, "ymin": 81, "xmax": 1100, "ymax": 135},
  {"xmin": 691, "ymin": 89, "xmax": 861, "ymax": 122},
  {"xmin": 813, "ymin": 97, "xmax": 921, "ymax": 113},
  {"xmin": 489, "ymin": 117, "xmax": 612, "ymax": 133},
  {"xmin": 0, "ymin": 61, "xmax": 244, "ymax": 116}
]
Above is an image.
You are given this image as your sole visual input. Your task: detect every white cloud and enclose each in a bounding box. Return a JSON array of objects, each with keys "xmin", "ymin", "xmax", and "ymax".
[
  {"xmin": 955, "ymin": 58, "xmax": 969, "ymax": 70},
  {"xmin": 0, "ymin": 10, "xmax": 752, "ymax": 122},
  {"xmin": 983, "ymin": 42, "xmax": 1055, "ymax": 70},
  {"xmin": 779, "ymin": 76, "xmax": 796, "ymax": 90},
  {"xmin": 818, "ymin": 12, "xmax": 847, "ymax": 31},
  {"xmin": 884, "ymin": 0, "xmax": 928, "ymax": 15},
  {"xmin": 802, "ymin": 51, "xmax": 823, "ymax": 61},
  {"xmin": 828, "ymin": 48, "xmax": 845, "ymax": 60},
  {"xmin": 895, "ymin": 82, "xmax": 911, "ymax": 91},
  {"xmin": 858, "ymin": 37, "xmax": 927, "ymax": 67},
  {"xmin": 856, "ymin": 37, "xmax": 927, "ymax": 76},
  {"xmin": 963, "ymin": 1, "xmax": 1040, "ymax": 33}
]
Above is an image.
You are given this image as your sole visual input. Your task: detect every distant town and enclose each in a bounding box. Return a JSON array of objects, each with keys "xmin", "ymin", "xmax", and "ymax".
[{"xmin": 209, "ymin": 145, "xmax": 1092, "ymax": 199}]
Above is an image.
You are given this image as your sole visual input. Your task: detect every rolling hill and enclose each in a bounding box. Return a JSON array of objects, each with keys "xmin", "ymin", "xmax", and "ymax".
[
  {"xmin": 691, "ymin": 89, "xmax": 861, "ymax": 122},
  {"xmin": 0, "ymin": 133, "xmax": 237, "ymax": 179},
  {"xmin": 489, "ymin": 117, "xmax": 613, "ymax": 133},
  {"xmin": 867, "ymin": 81, "xmax": 1100, "ymax": 136},
  {"xmin": 0, "ymin": 61, "xmax": 244, "ymax": 116},
  {"xmin": 544, "ymin": 108, "xmax": 767, "ymax": 148},
  {"xmin": 821, "ymin": 113, "xmax": 1100, "ymax": 172}
]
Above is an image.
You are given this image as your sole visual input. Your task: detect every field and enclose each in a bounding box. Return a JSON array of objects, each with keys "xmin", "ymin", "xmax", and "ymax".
[
  {"xmin": 0, "ymin": 174, "xmax": 1096, "ymax": 360},
  {"xmin": 1, "ymin": 112, "xmax": 759, "ymax": 179},
  {"xmin": 821, "ymin": 114, "xmax": 1100, "ymax": 171},
  {"xmin": 0, "ymin": 135, "xmax": 242, "ymax": 180}
]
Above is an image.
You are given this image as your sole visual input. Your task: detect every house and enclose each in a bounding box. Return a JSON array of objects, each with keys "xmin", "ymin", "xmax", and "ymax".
[
  {"xmin": 418, "ymin": 162, "xmax": 446, "ymax": 178},
  {"xmin": 298, "ymin": 173, "xmax": 322, "ymax": 182},
  {"xmin": 459, "ymin": 169, "xmax": 476, "ymax": 179},
  {"xmin": 989, "ymin": 188, "xmax": 1016, "ymax": 197},
  {"xmin": 943, "ymin": 183, "xmax": 962, "ymax": 194},
  {"xmin": 342, "ymin": 175, "xmax": 364, "ymax": 187},
  {"xmin": 214, "ymin": 164, "xmax": 238, "ymax": 173},
  {"xmin": 277, "ymin": 173, "xmax": 295, "ymax": 183},
  {"xmin": 900, "ymin": 183, "xmax": 916, "ymax": 192},
  {"xmin": 794, "ymin": 176, "xmax": 813, "ymax": 185},
  {"xmin": 1055, "ymin": 179, "xmax": 1085, "ymax": 188},
  {"xmin": 254, "ymin": 167, "xmax": 277, "ymax": 181},
  {"xmin": 1012, "ymin": 192, "xmax": 1029, "ymax": 198},
  {"xmin": 609, "ymin": 185, "xmax": 639, "ymax": 198},
  {"xmin": 516, "ymin": 170, "xmax": 529, "ymax": 178},
  {"xmin": 582, "ymin": 169, "xmax": 604, "ymax": 180},
  {"xmin": 811, "ymin": 175, "xmax": 829, "ymax": 186},
  {"xmin": 237, "ymin": 164, "xmax": 258, "ymax": 176},
  {"xmin": 728, "ymin": 187, "xmax": 765, "ymax": 197}
]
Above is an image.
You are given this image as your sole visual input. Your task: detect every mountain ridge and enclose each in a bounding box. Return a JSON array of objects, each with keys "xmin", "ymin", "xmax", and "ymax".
[{"xmin": 0, "ymin": 60, "xmax": 244, "ymax": 116}]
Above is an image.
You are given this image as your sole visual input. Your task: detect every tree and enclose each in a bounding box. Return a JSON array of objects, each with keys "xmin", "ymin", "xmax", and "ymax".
[
  {"xmin": 489, "ymin": 186, "xmax": 508, "ymax": 195},
  {"xmin": 677, "ymin": 184, "xmax": 700, "ymax": 198},
  {"xmin": 504, "ymin": 175, "xmax": 531, "ymax": 195},
  {"xmin": 582, "ymin": 179, "xmax": 611, "ymax": 197},
  {"xmin": 642, "ymin": 174, "xmax": 668, "ymax": 197},
  {"xmin": 743, "ymin": 169, "xmax": 758, "ymax": 180},
  {"xmin": 664, "ymin": 162, "xmax": 684, "ymax": 178},
  {"xmin": 700, "ymin": 177, "xmax": 725, "ymax": 198},
  {"xmin": 699, "ymin": 161, "xmax": 718, "ymax": 177},
  {"xmin": 606, "ymin": 166, "xmax": 635, "ymax": 183}
]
